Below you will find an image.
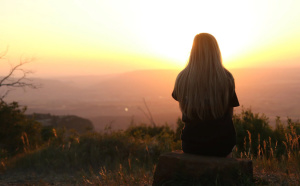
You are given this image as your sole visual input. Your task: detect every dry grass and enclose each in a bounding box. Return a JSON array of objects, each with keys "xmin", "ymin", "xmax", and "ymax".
[
  {"xmin": 1, "ymin": 117, "xmax": 300, "ymax": 185},
  {"xmin": 233, "ymin": 126, "xmax": 300, "ymax": 185}
]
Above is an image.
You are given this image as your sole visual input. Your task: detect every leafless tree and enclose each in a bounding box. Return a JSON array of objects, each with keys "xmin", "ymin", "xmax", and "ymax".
[{"xmin": 0, "ymin": 48, "xmax": 38, "ymax": 100}]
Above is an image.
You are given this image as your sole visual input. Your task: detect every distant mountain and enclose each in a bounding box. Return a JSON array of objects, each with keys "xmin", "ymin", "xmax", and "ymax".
[
  {"xmin": 27, "ymin": 113, "xmax": 94, "ymax": 134},
  {"xmin": 4, "ymin": 67, "xmax": 300, "ymax": 130}
]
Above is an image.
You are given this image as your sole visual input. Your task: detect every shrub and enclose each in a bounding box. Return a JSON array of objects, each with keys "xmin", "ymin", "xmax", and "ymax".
[{"xmin": 0, "ymin": 101, "xmax": 42, "ymax": 157}]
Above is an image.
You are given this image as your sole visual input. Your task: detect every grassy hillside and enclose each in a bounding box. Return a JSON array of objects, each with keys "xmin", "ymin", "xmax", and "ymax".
[{"xmin": 1, "ymin": 103, "xmax": 300, "ymax": 185}]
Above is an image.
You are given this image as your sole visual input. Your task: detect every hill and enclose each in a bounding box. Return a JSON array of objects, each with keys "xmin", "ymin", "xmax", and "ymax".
[
  {"xmin": 27, "ymin": 113, "xmax": 94, "ymax": 134},
  {"xmin": 4, "ymin": 67, "xmax": 300, "ymax": 130}
]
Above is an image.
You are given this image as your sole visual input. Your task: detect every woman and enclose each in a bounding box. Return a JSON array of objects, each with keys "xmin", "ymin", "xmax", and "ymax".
[{"xmin": 172, "ymin": 33, "xmax": 239, "ymax": 157}]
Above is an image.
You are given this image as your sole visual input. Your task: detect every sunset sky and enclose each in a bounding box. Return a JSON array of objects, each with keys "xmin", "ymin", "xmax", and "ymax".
[{"xmin": 1, "ymin": 0, "xmax": 300, "ymax": 77}]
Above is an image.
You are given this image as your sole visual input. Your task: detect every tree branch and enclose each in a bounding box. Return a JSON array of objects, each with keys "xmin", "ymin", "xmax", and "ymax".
[
  {"xmin": 0, "ymin": 51, "xmax": 39, "ymax": 99},
  {"xmin": 0, "ymin": 46, "xmax": 8, "ymax": 59},
  {"xmin": 138, "ymin": 98, "xmax": 156, "ymax": 127}
]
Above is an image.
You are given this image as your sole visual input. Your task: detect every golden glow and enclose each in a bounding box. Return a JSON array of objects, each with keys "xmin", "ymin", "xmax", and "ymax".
[{"xmin": 1, "ymin": 0, "xmax": 300, "ymax": 76}]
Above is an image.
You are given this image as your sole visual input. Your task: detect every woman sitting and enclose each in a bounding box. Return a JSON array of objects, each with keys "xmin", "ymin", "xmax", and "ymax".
[{"xmin": 172, "ymin": 33, "xmax": 239, "ymax": 157}]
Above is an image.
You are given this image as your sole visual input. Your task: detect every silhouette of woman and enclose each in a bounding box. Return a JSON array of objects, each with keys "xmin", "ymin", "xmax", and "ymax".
[{"xmin": 172, "ymin": 33, "xmax": 239, "ymax": 157}]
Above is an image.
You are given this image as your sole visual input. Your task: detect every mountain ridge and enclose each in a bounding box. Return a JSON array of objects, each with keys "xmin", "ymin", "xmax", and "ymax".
[{"xmin": 3, "ymin": 67, "xmax": 300, "ymax": 131}]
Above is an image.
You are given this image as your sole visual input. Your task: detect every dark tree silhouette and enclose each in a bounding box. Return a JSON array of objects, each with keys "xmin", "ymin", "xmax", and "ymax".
[{"xmin": 0, "ymin": 48, "xmax": 38, "ymax": 100}]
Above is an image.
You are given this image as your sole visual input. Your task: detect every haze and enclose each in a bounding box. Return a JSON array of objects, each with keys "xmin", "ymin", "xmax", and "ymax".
[
  {"xmin": 1, "ymin": 1, "xmax": 300, "ymax": 130},
  {"xmin": 4, "ymin": 68, "xmax": 300, "ymax": 131}
]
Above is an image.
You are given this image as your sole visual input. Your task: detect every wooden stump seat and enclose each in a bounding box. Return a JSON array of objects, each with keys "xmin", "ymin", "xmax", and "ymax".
[{"xmin": 153, "ymin": 151, "xmax": 253, "ymax": 185}]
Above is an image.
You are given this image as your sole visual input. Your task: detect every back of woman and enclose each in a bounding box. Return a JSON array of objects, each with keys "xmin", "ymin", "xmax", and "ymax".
[{"xmin": 172, "ymin": 33, "xmax": 239, "ymax": 157}]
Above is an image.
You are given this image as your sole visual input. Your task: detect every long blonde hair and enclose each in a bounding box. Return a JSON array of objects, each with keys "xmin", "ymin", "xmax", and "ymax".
[{"xmin": 174, "ymin": 33, "xmax": 234, "ymax": 120}]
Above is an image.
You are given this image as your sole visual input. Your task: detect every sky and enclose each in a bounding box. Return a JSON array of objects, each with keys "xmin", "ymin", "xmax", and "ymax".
[{"xmin": 1, "ymin": 0, "xmax": 300, "ymax": 77}]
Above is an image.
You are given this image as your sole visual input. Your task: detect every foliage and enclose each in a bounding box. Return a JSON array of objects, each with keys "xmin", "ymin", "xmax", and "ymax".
[
  {"xmin": 0, "ymin": 101, "xmax": 42, "ymax": 157},
  {"xmin": 1, "ymin": 104, "xmax": 300, "ymax": 185},
  {"xmin": 125, "ymin": 123, "xmax": 175, "ymax": 140},
  {"xmin": 175, "ymin": 118, "xmax": 184, "ymax": 141},
  {"xmin": 40, "ymin": 126, "xmax": 56, "ymax": 142},
  {"xmin": 233, "ymin": 108, "xmax": 300, "ymax": 160},
  {"xmin": 233, "ymin": 108, "xmax": 273, "ymax": 157}
]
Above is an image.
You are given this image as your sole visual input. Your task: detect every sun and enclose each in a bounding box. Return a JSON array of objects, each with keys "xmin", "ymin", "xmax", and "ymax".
[
  {"xmin": 69, "ymin": 1, "xmax": 257, "ymax": 69},
  {"xmin": 129, "ymin": 0, "xmax": 257, "ymax": 69}
]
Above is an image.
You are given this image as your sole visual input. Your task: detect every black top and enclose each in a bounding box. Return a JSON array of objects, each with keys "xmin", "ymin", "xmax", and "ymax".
[{"xmin": 172, "ymin": 89, "xmax": 239, "ymax": 157}]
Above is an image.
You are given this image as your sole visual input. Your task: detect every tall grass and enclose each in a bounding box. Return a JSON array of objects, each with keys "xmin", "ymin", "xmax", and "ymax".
[
  {"xmin": 233, "ymin": 119, "xmax": 300, "ymax": 185},
  {"xmin": 1, "ymin": 109, "xmax": 300, "ymax": 185},
  {"xmin": 1, "ymin": 124, "xmax": 180, "ymax": 185}
]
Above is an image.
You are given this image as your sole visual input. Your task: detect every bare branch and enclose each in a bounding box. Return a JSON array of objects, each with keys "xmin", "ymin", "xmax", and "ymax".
[
  {"xmin": 0, "ymin": 90, "xmax": 10, "ymax": 102},
  {"xmin": 138, "ymin": 98, "xmax": 156, "ymax": 127},
  {"xmin": 0, "ymin": 46, "xmax": 8, "ymax": 59},
  {"xmin": 138, "ymin": 106, "xmax": 151, "ymax": 121},
  {"xmin": 0, "ymin": 50, "xmax": 39, "ymax": 99}
]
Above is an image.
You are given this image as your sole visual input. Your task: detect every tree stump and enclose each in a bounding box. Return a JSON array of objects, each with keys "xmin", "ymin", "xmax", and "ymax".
[{"xmin": 153, "ymin": 151, "xmax": 253, "ymax": 186}]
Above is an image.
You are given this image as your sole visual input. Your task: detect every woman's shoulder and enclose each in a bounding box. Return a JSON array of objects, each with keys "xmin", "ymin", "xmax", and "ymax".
[
  {"xmin": 224, "ymin": 68, "xmax": 234, "ymax": 79},
  {"xmin": 224, "ymin": 68, "xmax": 235, "ymax": 87},
  {"xmin": 177, "ymin": 69, "xmax": 185, "ymax": 78},
  {"xmin": 175, "ymin": 69, "xmax": 186, "ymax": 83}
]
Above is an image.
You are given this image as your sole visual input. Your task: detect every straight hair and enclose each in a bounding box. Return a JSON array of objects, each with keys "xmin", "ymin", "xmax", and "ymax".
[{"xmin": 174, "ymin": 33, "xmax": 234, "ymax": 120}]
